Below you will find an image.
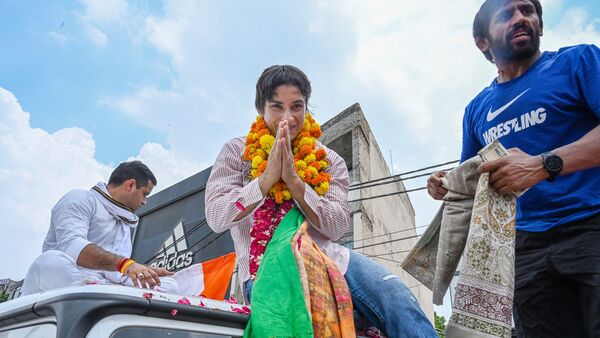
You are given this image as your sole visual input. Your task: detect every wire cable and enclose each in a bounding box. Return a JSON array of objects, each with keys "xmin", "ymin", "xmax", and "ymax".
[
  {"xmin": 142, "ymin": 219, "xmax": 208, "ymax": 264},
  {"xmin": 349, "ymin": 160, "xmax": 458, "ymax": 189},
  {"xmin": 366, "ymin": 247, "xmax": 414, "ymax": 258},
  {"xmin": 352, "ymin": 233, "xmax": 420, "ymax": 250},
  {"xmin": 348, "ymin": 186, "xmax": 427, "ymax": 203},
  {"xmin": 349, "ymin": 168, "xmax": 455, "ymax": 191},
  {"xmin": 340, "ymin": 223, "xmax": 429, "ymax": 246},
  {"xmin": 184, "ymin": 231, "xmax": 229, "ymax": 259}
]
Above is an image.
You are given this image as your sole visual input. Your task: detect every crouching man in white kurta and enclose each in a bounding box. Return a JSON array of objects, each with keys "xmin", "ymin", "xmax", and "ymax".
[{"xmin": 21, "ymin": 161, "xmax": 178, "ymax": 295}]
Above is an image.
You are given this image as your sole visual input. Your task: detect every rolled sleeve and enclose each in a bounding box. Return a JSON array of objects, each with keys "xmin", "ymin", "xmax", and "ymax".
[
  {"xmin": 238, "ymin": 178, "xmax": 263, "ymax": 210},
  {"xmin": 51, "ymin": 193, "xmax": 95, "ymax": 262},
  {"xmin": 206, "ymin": 138, "xmax": 266, "ymax": 233},
  {"xmin": 303, "ymin": 182, "xmax": 321, "ymax": 212},
  {"xmin": 63, "ymin": 237, "xmax": 92, "ymax": 263}
]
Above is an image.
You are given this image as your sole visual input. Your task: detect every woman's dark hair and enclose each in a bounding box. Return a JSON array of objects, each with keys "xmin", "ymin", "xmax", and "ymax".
[
  {"xmin": 108, "ymin": 160, "xmax": 157, "ymax": 188},
  {"xmin": 255, "ymin": 65, "xmax": 311, "ymax": 114},
  {"xmin": 473, "ymin": 0, "xmax": 543, "ymax": 62}
]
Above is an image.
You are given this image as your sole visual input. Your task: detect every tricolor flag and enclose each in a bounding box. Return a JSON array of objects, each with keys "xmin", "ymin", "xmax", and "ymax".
[{"xmin": 171, "ymin": 252, "xmax": 236, "ymax": 300}]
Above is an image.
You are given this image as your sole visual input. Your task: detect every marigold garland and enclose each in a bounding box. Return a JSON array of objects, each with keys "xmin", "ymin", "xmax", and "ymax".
[
  {"xmin": 244, "ymin": 112, "xmax": 331, "ymax": 281},
  {"xmin": 243, "ymin": 112, "xmax": 330, "ymax": 204}
]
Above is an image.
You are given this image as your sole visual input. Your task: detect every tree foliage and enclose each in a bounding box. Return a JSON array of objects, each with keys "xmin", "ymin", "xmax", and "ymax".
[
  {"xmin": 0, "ymin": 292, "xmax": 8, "ymax": 303},
  {"xmin": 434, "ymin": 312, "xmax": 447, "ymax": 338}
]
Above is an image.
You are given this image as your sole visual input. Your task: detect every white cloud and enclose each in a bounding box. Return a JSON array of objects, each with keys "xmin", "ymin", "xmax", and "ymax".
[
  {"xmin": 143, "ymin": 1, "xmax": 203, "ymax": 67},
  {"xmin": 0, "ymin": 88, "xmax": 111, "ymax": 278},
  {"xmin": 0, "ymin": 88, "xmax": 203, "ymax": 279},
  {"xmin": 100, "ymin": 0, "xmax": 263, "ymax": 164},
  {"xmin": 76, "ymin": 0, "xmax": 130, "ymax": 46},
  {"xmin": 131, "ymin": 142, "xmax": 207, "ymax": 191},
  {"xmin": 48, "ymin": 31, "xmax": 69, "ymax": 45},
  {"xmin": 79, "ymin": 0, "xmax": 128, "ymax": 23},
  {"xmin": 86, "ymin": 26, "xmax": 108, "ymax": 46},
  {"xmin": 345, "ymin": 0, "xmax": 492, "ymax": 144},
  {"xmin": 544, "ymin": 7, "xmax": 600, "ymax": 50},
  {"xmin": 99, "ymin": 0, "xmax": 600, "ymax": 234}
]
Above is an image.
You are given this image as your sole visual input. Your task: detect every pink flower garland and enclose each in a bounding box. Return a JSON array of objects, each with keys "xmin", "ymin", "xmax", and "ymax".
[{"xmin": 248, "ymin": 197, "xmax": 293, "ymax": 280}]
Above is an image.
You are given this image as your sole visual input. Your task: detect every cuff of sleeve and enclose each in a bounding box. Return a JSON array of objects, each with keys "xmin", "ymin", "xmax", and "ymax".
[
  {"xmin": 238, "ymin": 179, "xmax": 263, "ymax": 208},
  {"xmin": 303, "ymin": 182, "xmax": 321, "ymax": 214},
  {"xmin": 231, "ymin": 179, "xmax": 264, "ymax": 225},
  {"xmin": 63, "ymin": 238, "xmax": 93, "ymax": 263}
]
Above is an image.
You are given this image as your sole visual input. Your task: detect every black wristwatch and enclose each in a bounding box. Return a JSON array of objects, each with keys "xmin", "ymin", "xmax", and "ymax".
[{"xmin": 541, "ymin": 152, "xmax": 563, "ymax": 182}]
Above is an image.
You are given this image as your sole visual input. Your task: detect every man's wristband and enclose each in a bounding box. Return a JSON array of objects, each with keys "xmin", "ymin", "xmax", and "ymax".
[
  {"xmin": 118, "ymin": 258, "xmax": 135, "ymax": 273},
  {"xmin": 116, "ymin": 258, "xmax": 128, "ymax": 272}
]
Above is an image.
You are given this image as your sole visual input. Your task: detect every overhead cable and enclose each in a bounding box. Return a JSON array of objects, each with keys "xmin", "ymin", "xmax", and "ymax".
[
  {"xmin": 348, "ymin": 186, "xmax": 428, "ymax": 203},
  {"xmin": 142, "ymin": 219, "xmax": 208, "ymax": 264},
  {"xmin": 341, "ymin": 223, "xmax": 429, "ymax": 246},
  {"xmin": 352, "ymin": 233, "xmax": 420, "ymax": 250},
  {"xmin": 349, "ymin": 168, "xmax": 455, "ymax": 191},
  {"xmin": 349, "ymin": 160, "xmax": 459, "ymax": 189}
]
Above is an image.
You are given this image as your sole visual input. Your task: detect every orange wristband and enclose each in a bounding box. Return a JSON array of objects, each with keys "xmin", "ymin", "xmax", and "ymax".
[
  {"xmin": 120, "ymin": 259, "xmax": 135, "ymax": 274},
  {"xmin": 116, "ymin": 257, "xmax": 128, "ymax": 272}
]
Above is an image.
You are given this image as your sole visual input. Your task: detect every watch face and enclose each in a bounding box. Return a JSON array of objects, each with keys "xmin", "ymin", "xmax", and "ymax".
[{"xmin": 545, "ymin": 155, "xmax": 563, "ymax": 171}]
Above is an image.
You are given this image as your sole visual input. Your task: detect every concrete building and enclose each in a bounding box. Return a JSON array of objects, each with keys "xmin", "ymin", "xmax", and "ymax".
[
  {"xmin": 322, "ymin": 103, "xmax": 433, "ymax": 321},
  {"xmin": 6, "ymin": 280, "xmax": 23, "ymax": 300},
  {"xmin": 0, "ymin": 279, "xmax": 10, "ymax": 301},
  {"xmin": 0, "ymin": 279, "xmax": 23, "ymax": 301}
]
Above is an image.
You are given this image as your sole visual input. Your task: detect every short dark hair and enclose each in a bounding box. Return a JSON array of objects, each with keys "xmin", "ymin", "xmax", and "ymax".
[
  {"xmin": 473, "ymin": 0, "xmax": 543, "ymax": 62},
  {"xmin": 108, "ymin": 161, "xmax": 157, "ymax": 188},
  {"xmin": 255, "ymin": 65, "xmax": 311, "ymax": 114}
]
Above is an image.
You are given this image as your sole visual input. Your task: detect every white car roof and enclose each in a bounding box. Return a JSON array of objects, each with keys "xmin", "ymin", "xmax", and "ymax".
[{"xmin": 0, "ymin": 284, "xmax": 248, "ymax": 315}]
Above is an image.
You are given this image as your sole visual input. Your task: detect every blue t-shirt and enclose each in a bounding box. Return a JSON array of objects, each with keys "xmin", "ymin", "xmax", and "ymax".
[{"xmin": 461, "ymin": 44, "xmax": 600, "ymax": 232}]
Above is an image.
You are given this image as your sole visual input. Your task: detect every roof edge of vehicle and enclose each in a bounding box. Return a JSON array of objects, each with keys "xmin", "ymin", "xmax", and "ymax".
[{"xmin": 0, "ymin": 284, "xmax": 248, "ymax": 333}]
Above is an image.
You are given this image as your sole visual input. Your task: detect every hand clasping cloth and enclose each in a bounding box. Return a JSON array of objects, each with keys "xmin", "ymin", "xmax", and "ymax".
[{"xmin": 402, "ymin": 156, "xmax": 516, "ymax": 338}]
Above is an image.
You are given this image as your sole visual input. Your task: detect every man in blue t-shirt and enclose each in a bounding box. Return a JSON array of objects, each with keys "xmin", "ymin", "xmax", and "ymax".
[{"xmin": 427, "ymin": 0, "xmax": 600, "ymax": 336}]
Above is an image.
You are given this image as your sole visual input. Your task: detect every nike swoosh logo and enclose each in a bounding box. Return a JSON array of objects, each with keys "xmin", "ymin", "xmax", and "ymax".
[{"xmin": 486, "ymin": 88, "xmax": 530, "ymax": 122}]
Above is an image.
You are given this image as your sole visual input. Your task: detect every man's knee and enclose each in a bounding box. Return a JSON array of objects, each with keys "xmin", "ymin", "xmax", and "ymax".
[
  {"xmin": 37, "ymin": 250, "xmax": 77, "ymax": 271},
  {"xmin": 157, "ymin": 277, "xmax": 179, "ymax": 294},
  {"xmin": 22, "ymin": 250, "xmax": 79, "ymax": 294}
]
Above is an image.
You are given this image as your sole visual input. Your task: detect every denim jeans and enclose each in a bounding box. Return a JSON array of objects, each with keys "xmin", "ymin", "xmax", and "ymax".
[
  {"xmin": 244, "ymin": 250, "xmax": 436, "ymax": 337},
  {"xmin": 244, "ymin": 278, "xmax": 253, "ymax": 305},
  {"xmin": 345, "ymin": 250, "xmax": 437, "ymax": 338}
]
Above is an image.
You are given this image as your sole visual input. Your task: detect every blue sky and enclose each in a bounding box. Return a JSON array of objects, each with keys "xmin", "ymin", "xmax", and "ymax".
[
  {"xmin": 2, "ymin": 0, "xmax": 599, "ymax": 163},
  {"xmin": 1, "ymin": 0, "xmax": 599, "ymax": 320},
  {"xmin": 1, "ymin": 1, "xmax": 166, "ymax": 161}
]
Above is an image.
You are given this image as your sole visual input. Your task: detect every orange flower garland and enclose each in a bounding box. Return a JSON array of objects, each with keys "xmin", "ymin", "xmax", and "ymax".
[{"xmin": 243, "ymin": 112, "xmax": 330, "ymax": 204}]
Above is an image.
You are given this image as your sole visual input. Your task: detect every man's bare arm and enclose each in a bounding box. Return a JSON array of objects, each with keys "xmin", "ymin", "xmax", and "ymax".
[
  {"xmin": 77, "ymin": 243, "xmax": 122, "ymax": 270},
  {"xmin": 479, "ymin": 125, "xmax": 600, "ymax": 194},
  {"xmin": 77, "ymin": 243, "xmax": 173, "ymax": 289},
  {"xmin": 553, "ymin": 124, "xmax": 600, "ymax": 175}
]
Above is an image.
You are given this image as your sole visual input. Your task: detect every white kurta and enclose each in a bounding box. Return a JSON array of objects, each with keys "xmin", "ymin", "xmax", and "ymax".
[{"xmin": 22, "ymin": 188, "xmax": 177, "ymax": 295}]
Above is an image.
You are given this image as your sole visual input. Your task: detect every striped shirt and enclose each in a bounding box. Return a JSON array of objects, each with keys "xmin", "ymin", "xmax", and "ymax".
[{"xmin": 205, "ymin": 136, "xmax": 350, "ymax": 285}]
